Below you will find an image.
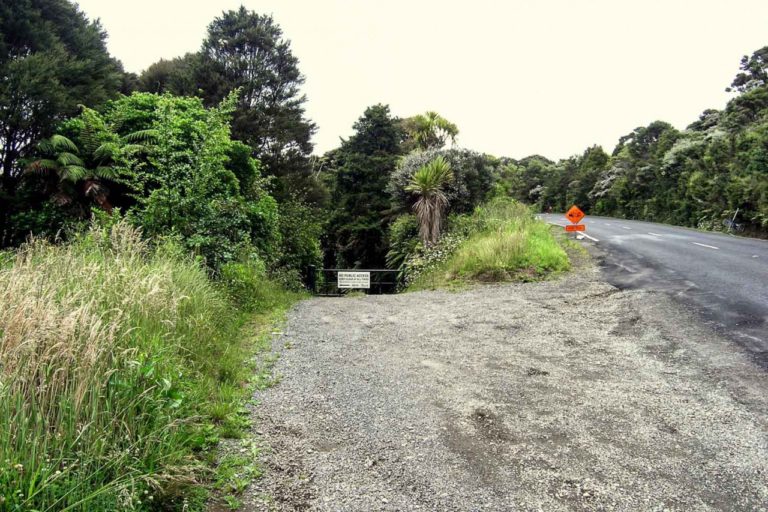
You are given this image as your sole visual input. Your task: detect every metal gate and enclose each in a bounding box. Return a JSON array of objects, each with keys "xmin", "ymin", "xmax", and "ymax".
[{"xmin": 307, "ymin": 266, "xmax": 401, "ymax": 296}]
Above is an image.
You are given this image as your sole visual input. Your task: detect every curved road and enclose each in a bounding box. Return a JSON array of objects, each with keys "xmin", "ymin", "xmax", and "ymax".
[{"xmin": 540, "ymin": 214, "xmax": 768, "ymax": 367}]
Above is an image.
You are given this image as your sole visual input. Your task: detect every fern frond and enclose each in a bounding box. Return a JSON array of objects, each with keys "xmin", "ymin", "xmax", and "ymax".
[
  {"xmin": 56, "ymin": 152, "xmax": 84, "ymax": 166},
  {"xmin": 25, "ymin": 159, "xmax": 59, "ymax": 173},
  {"xmin": 122, "ymin": 129, "xmax": 160, "ymax": 143},
  {"xmin": 60, "ymin": 165, "xmax": 87, "ymax": 182},
  {"xmin": 93, "ymin": 142, "xmax": 120, "ymax": 162},
  {"xmin": 93, "ymin": 166, "xmax": 119, "ymax": 180}
]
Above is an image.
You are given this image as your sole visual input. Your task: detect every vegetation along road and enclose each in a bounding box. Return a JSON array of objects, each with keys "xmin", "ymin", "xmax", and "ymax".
[{"xmin": 541, "ymin": 214, "xmax": 768, "ymax": 367}]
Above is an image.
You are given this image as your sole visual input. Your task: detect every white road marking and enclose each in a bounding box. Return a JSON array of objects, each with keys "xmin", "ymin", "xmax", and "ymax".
[
  {"xmin": 545, "ymin": 221, "xmax": 599, "ymax": 242},
  {"xmin": 605, "ymin": 223, "xmax": 612, "ymax": 226},
  {"xmin": 692, "ymin": 242, "xmax": 719, "ymax": 250},
  {"xmin": 621, "ymin": 226, "xmax": 632, "ymax": 230},
  {"xmin": 648, "ymin": 232, "xmax": 664, "ymax": 237}
]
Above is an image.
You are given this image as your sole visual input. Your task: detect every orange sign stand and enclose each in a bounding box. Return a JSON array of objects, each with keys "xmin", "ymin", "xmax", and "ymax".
[
  {"xmin": 565, "ymin": 205, "xmax": 585, "ymax": 224},
  {"xmin": 565, "ymin": 224, "xmax": 586, "ymax": 232}
]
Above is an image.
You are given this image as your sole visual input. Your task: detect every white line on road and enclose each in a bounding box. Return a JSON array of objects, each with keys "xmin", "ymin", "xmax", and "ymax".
[
  {"xmin": 579, "ymin": 232, "xmax": 600, "ymax": 242},
  {"xmin": 621, "ymin": 226, "xmax": 632, "ymax": 230},
  {"xmin": 692, "ymin": 242, "xmax": 719, "ymax": 250},
  {"xmin": 648, "ymin": 232, "xmax": 664, "ymax": 237},
  {"xmin": 545, "ymin": 221, "xmax": 600, "ymax": 242}
]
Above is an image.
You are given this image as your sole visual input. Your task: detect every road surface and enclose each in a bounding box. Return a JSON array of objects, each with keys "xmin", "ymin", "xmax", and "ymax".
[{"xmin": 541, "ymin": 214, "xmax": 768, "ymax": 367}]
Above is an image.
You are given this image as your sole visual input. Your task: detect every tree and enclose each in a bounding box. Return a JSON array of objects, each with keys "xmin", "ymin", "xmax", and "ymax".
[
  {"xmin": 25, "ymin": 133, "xmax": 117, "ymax": 214},
  {"xmin": 326, "ymin": 104, "xmax": 403, "ymax": 267},
  {"xmin": 138, "ymin": 54, "xmax": 199, "ymax": 95},
  {"xmin": 24, "ymin": 107, "xmax": 154, "ymax": 215},
  {"xmin": 405, "ymin": 156, "xmax": 454, "ymax": 244},
  {"xmin": 389, "ymin": 148, "xmax": 498, "ymax": 214},
  {"xmin": 0, "ymin": 0, "xmax": 124, "ymax": 245},
  {"xmin": 195, "ymin": 7, "xmax": 319, "ymax": 202},
  {"xmin": 726, "ymin": 46, "xmax": 768, "ymax": 94},
  {"xmin": 400, "ymin": 111, "xmax": 459, "ymax": 151}
]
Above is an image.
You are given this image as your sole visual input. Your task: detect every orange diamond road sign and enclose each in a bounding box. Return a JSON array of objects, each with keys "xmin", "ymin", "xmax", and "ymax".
[
  {"xmin": 565, "ymin": 205, "xmax": 585, "ymax": 224},
  {"xmin": 565, "ymin": 224, "xmax": 586, "ymax": 232}
]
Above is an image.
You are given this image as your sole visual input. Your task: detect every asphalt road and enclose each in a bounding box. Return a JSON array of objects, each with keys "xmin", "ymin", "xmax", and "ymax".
[{"xmin": 540, "ymin": 214, "xmax": 768, "ymax": 367}]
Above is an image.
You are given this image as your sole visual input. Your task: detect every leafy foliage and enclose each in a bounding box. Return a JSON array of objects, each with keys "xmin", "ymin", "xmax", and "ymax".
[
  {"xmin": 400, "ymin": 111, "xmax": 459, "ymax": 152},
  {"xmin": 138, "ymin": 7, "xmax": 323, "ymax": 204},
  {"xmin": 727, "ymin": 46, "xmax": 768, "ymax": 94},
  {"xmin": 0, "ymin": 0, "xmax": 125, "ymax": 246},
  {"xmin": 325, "ymin": 104, "xmax": 404, "ymax": 267},
  {"xmin": 389, "ymin": 148, "xmax": 500, "ymax": 215},
  {"xmin": 498, "ymin": 54, "xmax": 768, "ymax": 236},
  {"xmin": 405, "ymin": 156, "xmax": 454, "ymax": 244}
]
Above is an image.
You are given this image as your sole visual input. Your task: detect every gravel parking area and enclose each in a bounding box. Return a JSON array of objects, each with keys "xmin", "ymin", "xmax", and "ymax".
[{"xmin": 242, "ymin": 264, "xmax": 768, "ymax": 511}]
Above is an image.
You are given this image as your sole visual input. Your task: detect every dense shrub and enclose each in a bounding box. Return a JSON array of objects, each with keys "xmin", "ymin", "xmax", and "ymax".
[
  {"xmin": 385, "ymin": 214, "xmax": 420, "ymax": 269},
  {"xmin": 276, "ymin": 200, "xmax": 324, "ymax": 283},
  {"xmin": 388, "ymin": 148, "xmax": 499, "ymax": 215}
]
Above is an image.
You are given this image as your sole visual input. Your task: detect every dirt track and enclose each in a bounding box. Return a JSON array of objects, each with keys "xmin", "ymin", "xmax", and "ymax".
[{"xmin": 242, "ymin": 263, "xmax": 768, "ymax": 511}]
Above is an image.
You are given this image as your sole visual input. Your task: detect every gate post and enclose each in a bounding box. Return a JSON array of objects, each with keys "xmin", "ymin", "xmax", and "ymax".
[{"xmin": 307, "ymin": 265, "xmax": 317, "ymax": 294}]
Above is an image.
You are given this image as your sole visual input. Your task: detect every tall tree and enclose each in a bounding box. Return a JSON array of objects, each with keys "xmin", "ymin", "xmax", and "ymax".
[
  {"xmin": 327, "ymin": 104, "xmax": 403, "ymax": 267},
  {"xmin": 0, "ymin": 0, "xmax": 123, "ymax": 245},
  {"xmin": 726, "ymin": 46, "xmax": 768, "ymax": 94},
  {"xmin": 195, "ymin": 7, "xmax": 320, "ymax": 203},
  {"xmin": 138, "ymin": 53, "xmax": 199, "ymax": 95},
  {"xmin": 400, "ymin": 111, "xmax": 459, "ymax": 152}
]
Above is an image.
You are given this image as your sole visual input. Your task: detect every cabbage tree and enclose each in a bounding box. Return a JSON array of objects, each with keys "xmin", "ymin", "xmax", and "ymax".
[{"xmin": 405, "ymin": 156, "xmax": 454, "ymax": 244}]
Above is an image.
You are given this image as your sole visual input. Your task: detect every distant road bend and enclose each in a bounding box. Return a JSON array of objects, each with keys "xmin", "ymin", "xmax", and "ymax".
[{"xmin": 540, "ymin": 214, "xmax": 768, "ymax": 367}]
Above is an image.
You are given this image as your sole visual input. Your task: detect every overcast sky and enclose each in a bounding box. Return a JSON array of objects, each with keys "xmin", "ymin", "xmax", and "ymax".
[{"xmin": 75, "ymin": 0, "xmax": 768, "ymax": 160}]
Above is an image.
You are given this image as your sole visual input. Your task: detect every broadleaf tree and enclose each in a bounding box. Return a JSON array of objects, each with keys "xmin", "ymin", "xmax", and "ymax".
[
  {"xmin": 326, "ymin": 104, "xmax": 404, "ymax": 267},
  {"xmin": 194, "ymin": 7, "xmax": 322, "ymax": 203},
  {"xmin": 0, "ymin": 0, "xmax": 124, "ymax": 246}
]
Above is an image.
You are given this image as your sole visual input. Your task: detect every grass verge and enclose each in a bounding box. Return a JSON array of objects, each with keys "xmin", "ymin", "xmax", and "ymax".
[
  {"xmin": 408, "ymin": 199, "xmax": 570, "ymax": 290},
  {"xmin": 0, "ymin": 222, "xmax": 303, "ymax": 511}
]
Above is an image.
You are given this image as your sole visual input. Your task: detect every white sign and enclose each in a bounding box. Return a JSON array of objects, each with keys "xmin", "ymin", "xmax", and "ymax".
[{"xmin": 337, "ymin": 271, "xmax": 371, "ymax": 289}]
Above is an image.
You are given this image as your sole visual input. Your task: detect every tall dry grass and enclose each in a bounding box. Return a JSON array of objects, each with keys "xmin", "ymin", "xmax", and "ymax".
[{"xmin": 0, "ymin": 222, "xmax": 246, "ymax": 510}]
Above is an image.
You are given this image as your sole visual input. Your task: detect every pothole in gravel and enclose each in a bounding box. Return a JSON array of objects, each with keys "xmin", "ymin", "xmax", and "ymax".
[
  {"xmin": 471, "ymin": 408, "xmax": 511, "ymax": 442},
  {"xmin": 526, "ymin": 367, "xmax": 550, "ymax": 377},
  {"xmin": 609, "ymin": 310, "xmax": 642, "ymax": 336}
]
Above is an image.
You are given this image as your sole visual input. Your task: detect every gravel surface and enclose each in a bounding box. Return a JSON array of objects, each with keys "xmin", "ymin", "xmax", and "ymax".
[{"xmin": 241, "ymin": 264, "xmax": 768, "ymax": 511}]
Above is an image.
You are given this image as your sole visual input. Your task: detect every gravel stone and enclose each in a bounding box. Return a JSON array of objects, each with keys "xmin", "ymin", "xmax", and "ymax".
[{"xmin": 242, "ymin": 264, "xmax": 768, "ymax": 511}]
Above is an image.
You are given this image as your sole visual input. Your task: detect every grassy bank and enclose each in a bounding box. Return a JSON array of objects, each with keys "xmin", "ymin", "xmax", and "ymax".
[
  {"xmin": 408, "ymin": 199, "xmax": 570, "ymax": 289},
  {"xmin": 0, "ymin": 223, "xmax": 301, "ymax": 511}
]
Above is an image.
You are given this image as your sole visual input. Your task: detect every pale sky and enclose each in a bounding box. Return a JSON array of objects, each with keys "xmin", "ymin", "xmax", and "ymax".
[{"xmin": 75, "ymin": 0, "xmax": 768, "ymax": 160}]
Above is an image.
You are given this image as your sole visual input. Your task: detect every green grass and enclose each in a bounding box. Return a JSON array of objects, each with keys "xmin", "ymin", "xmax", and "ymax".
[
  {"xmin": 0, "ymin": 222, "xmax": 303, "ymax": 511},
  {"xmin": 409, "ymin": 198, "xmax": 570, "ymax": 289}
]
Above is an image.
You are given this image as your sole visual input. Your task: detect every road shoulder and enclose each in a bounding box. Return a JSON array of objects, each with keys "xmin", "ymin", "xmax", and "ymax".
[{"xmin": 240, "ymin": 261, "xmax": 768, "ymax": 511}]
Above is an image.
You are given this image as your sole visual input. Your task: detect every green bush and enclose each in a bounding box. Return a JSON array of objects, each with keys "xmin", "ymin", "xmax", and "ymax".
[
  {"xmin": 219, "ymin": 259, "xmax": 297, "ymax": 312},
  {"xmin": 388, "ymin": 148, "xmax": 500, "ymax": 215},
  {"xmin": 385, "ymin": 214, "xmax": 420, "ymax": 269},
  {"xmin": 275, "ymin": 200, "xmax": 324, "ymax": 284}
]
